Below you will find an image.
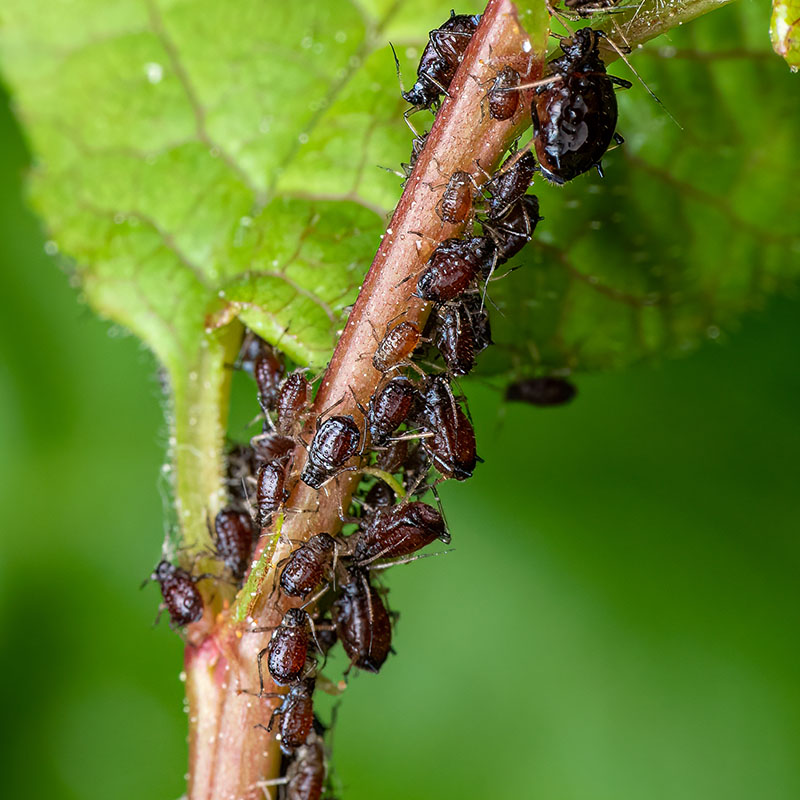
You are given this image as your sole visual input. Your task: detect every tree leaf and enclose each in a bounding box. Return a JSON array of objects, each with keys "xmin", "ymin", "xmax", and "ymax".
[
  {"xmin": 0, "ymin": 0, "xmax": 797, "ymax": 382},
  {"xmin": 485, "ymin": 1, "xmax": 800, "ymax": 378}
]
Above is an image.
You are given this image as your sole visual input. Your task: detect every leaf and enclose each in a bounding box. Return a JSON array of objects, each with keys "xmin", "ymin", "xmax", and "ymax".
[
  {"xmin": 0, "ymin": 0, "xmax": 798, "ymax": 381},
  {"xmin": 485, "ymin": 1, "xmax": 800, "ymax": 378}
]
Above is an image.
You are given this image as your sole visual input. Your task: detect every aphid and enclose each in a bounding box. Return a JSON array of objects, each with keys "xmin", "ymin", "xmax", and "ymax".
[
  {"xmin": 300, "ymin": 415, "xmax": 361, "ymax": 489},
  {"xmin": 418, "ymin": 376, "xmax": 477, "ymax": 481},
  {"xmin": 505, "ymin": 376, "xmax": 577, "ymax": 406},
  {"xmin": 224, "ymin": 443, "xmax": 259, "ymax": 505},
  {"xmin": 401, "ymin": 442, "xmax": 430, "ymax": 494},
  {"xmin": 486, "ymin": 194, "xmax": 542, "ymax": 264},
  {"xmin": 400, "ymin": 130, "xmax": 429, "ymax": 181},
  {"xmin": 563, "ymin": 0, "xmax": 621, "ymax": 15},
  {"xmin": 279, "ymin": 533, "xmax": 338, "ymax": 598},
  {"xmin": 485, "ymin": 151, "xmax": 538, "ymax": 220},
  {"xmin": 262, "ymin": 608, "xmax": 312, "ymax": 686},
  {"xmin": 266, "ymin": 678, "xmax": 316, "ymax": 755},
  {"xmin": 415, "ymin": 237, "xmax": 496, "ymax": 304},
  {"xmin": 213, "ymin": 508, "xmax": 255, "ymax": 580},
  {"xmin": 436, "ymin": 170, "xmax": 476, "ymax": 225},
  {"xmin": 151, "ymin": 560, "xmax": 204, "ymax": 627},
  {"xmin": 251, "ymin": 430, "xmax": 295, "ymax": 464},
  {"xmin": 375, "ymin": 437, "xmax": 409, "ymax": 474},
  {"xmin": 278, "ymin": 732, "xmax": 327, "ymax": 800},
  {"xmin": 434, "ymin": 302, "xmax": 475, "ymax": 376},
  {"xmin": 373, "ymin": 321, "xmax": 422, "ymax": 373},
  {"xmin": 532, "ymin": 28, "xmax": 630, "ymax": 184},
  {"xmin": 353, "ymin": 501, "xmax": 448, "ymax": 565},
  {"xmin": 253, "ymin": 349, "xmax": 285, "ymax": 414},
  {"xmin": 488, "ymin": 66, "xmax": 521, "ymax": 120},
  {"xmin": 401, "ymin": 12, "xmax": 481, "ymax": 110},
  {"xmin": 360, "ymin": 481, "xmax": 396, "ymax": 528},
  {"xmin": 332, "ymin": 570, "xmax": 393, "ymax": 673},
  {"xmin": 277, "ymin": 371, "xmax": 312, "ymax": 436},
  {"xmin": 461, "ymin": 293, "xmax": 493, "ymax": 353},
  {"xmin": 367, "ymin": 377, "xmax": 419, "ymax": 446},
  {"xmin": 256, "ymin": 460, "xmax": 289, "ymax": 527}
]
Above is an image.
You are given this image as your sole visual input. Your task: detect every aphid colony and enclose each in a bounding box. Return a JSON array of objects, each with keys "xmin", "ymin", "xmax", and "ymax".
[{"xmin": 145, "ymin": 10, "xmax": 628, "ymax": 797}]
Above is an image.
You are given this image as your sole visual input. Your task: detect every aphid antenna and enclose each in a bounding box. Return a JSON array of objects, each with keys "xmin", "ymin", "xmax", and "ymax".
[
  {"xmin": 316, "ymin": 394, "xmax": 347, "ymax": 422},
  {"xmin": 376, "ymin": 163, "xmax": 407, "ymax": 179},
  {"xmin": 389, "ymin": 42, "xmax": 428, "ymax": 138},
  {"xmin": 365, "ymin": 549, "xmax": 456, "ymax": 572},
  {"xmin": 387, "ymin": 430, "xmax": 436, "ymax": 442},
  {"xmin": 508, "ymin": 74, "xmax": 564, "ymax": 92},
  {"xmin": 595, "ymin": 29, "xmax": 683, "ymax": 129}
]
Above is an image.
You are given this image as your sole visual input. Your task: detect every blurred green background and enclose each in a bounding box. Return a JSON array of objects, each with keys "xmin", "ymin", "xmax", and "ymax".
[{"xmin": 1, "ymin": 66, "xmax": 799, "ymax": 800}]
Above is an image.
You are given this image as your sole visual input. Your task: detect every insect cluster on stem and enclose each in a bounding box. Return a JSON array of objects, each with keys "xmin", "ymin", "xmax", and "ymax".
[{"xmin": 143, "ymin": 8, "xmax": 654, "ymax": 794}]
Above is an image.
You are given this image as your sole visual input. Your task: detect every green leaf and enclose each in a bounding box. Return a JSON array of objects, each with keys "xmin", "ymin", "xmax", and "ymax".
[{"xmin": 486, "ymin": 1, "xmax": 800, "ymax": 377}]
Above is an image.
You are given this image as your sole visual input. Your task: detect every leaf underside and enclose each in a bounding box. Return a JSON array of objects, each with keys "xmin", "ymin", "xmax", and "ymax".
[{"xmin": 0, "ymin": 0, "xmax": 798, "ymax": 381}]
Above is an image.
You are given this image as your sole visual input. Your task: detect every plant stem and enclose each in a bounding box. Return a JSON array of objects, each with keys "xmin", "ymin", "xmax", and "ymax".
[
  {"xmin": 168, "ymin": 323, "xmax": 242, "ymax": 560},
  {"xmin": 181, "ymin": 0, "xmax": 739, "ymax": 795}
]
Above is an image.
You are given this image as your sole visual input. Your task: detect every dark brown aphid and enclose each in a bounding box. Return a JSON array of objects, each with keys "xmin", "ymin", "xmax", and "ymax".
[
  {"xmin": 254, "ymin": 350, "xmax": 285, "ymax": 414},
  {"xmin": 367, "ymin": 377, "xmax": 419, "ymax": 446},
  {"xmin": 401, "ymin": 131, "xmax": 429, "ymax": 181},
  {"xmin": 436, "ymin": 170, "xmax": 476, "ymax": 224},
  {"xmin": 487, "ymin": 194, "xmax": 542, "ymax": 264},
  {"xmin": 280, "ymin": 533, "xmax": 338, "ymax": 598},
  {"xmin": 373, "ymin": 321, "xmax": 422, "ymax": 373},
  {"xmin": 151, "ymin": 560, "xmax": 204, "ymax": 627},
  {"xmin": 418, "ymin": 376, "xmax": 477, "ymax": 481},
  {"xmin": 300, "ymin": 415, "xmax": 361, "ymax": 489},
  {"xmin": 360, "ymin": 480, "xmax": 396, "ymax": 528},
  {"xmin": 332, "ymin": 570, "xmax": 393, "ymax": 673},
  {"xmin": 461, "ymin": 293, "xmax": 493, "ymax": 353},
  {"xmin": 488, "ymin": 66, "xmax": 521, "ymax": 120},
  {"xmin": 251, "ymin": 430, "xmax": 295, "ymax": 464},
  {"xmin": 564, "ymin": 0, "xmax": 620, "ymax": 15},
  {"xmin": 505, "ymin": 376, "xmax": 577, "ymax": 406},
  {"xmin": 375, "ymin": 437, "xmax": 409, "ymax": 474},
  {"xmin": 401, "ymin": 442, "xmax": 430, "ymax": 494},
  {"xmin": 256, "ymin": 460, "xmax": 288, "ymax": 527},
  {"xmin": 402, "ymin": 12, "xmax": 481, "ymax": 109},
  {"xmin": 277, "ymin": 371, "xmax": 312, "ymax": 436},
  {"xmin": 281, "ymin": 732, "xmax": 327, "ymax": 800},
  {"xmin": 353, "ymin": 501, "xmax": 448, "ymax": 565},
  {"xmin": 224, "ymin": 443, "xmax": 259, "ymax": 505},
  {"xmin": 263, "ymin": 608, "xmax": 312, "ymax": 686},
  {"xmin": 434, "ymin": 302, "xmax": 475, "ymax": 376},
  {"xmin": 486, "ymin": 151, "xmax": 538, "ymax": 220},
  {"xmin": 267, "ymin": 678, "xmax": 316, "ymax": 755},
  {"xmin": 533, "ymin": 28, "xmax": 630, "ymax": 184},
  {"xmin": 213, "ymin": 508, "xmax": 255, "ymax": 580},
  {"xmin": 415, "ymin": 237, "xmax": 496, "ymax": 304}
]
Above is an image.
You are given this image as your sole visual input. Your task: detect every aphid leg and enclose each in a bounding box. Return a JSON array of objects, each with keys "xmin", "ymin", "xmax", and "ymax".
[
  {"xmin": 256, "ymin": 647, "xmax": 270, "ymax": 696},
  {"xmin": 299, "ymin": 582, "xmax": 332, "ymax": 611},
  {"xmin": 594, "ymin": 161, "xmax": 605, "ymax": 178},
  {"xmin": 429, "ymin": 483, "xmax": 452, "ymax": 543},
  {"xmin": 613, "ymin": 132, "xmax": 625, "ymax": 145}
]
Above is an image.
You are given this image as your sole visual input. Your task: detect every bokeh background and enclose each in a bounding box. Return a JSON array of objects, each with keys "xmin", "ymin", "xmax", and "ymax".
[{"xmin": 1, "ymin": 55, "xmax": 799, "ymax": 800}]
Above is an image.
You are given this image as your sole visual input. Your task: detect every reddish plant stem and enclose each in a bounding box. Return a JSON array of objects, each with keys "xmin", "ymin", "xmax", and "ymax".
[{"xmin": 184, "ymin": 2, "xmax": 547, "ymax": 798}]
